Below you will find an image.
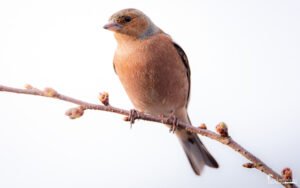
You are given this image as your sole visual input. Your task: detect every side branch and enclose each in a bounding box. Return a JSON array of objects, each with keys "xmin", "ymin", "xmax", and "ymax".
[{"xmin": 0, "ymin": 84, "xmax": 297, "ymax": 188}]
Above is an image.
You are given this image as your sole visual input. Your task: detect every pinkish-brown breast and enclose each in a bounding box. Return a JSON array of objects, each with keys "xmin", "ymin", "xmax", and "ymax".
[{"xmin": 113, "ymin": 33, "xmax": 189, "ymax": 115}]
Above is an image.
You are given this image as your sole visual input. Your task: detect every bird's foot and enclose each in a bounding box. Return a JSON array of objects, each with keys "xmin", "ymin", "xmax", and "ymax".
[
  {"xmin": 167, "ymin": 114, "xmax": 178, "ymax": 133},
  {"xmin": 128, "ymin": 109, "xmax": 139, "ymax": 128}
]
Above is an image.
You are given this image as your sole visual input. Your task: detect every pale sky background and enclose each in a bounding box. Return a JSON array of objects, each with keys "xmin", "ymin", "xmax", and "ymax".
[{"xmin": 0, "ymin": 0, "xmax": 299, "ymax": 188}]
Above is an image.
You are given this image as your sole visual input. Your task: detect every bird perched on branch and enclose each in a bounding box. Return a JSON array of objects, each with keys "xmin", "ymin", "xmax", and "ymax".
[{"xmin": 104, "ymin": 8, "xmax": 218, "ymax": 175}]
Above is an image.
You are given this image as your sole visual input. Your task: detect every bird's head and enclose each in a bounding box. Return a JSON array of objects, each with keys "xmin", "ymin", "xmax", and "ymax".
[{"xmin": 104, "ymin": 8, "xmax": 160, "ymax": 39}]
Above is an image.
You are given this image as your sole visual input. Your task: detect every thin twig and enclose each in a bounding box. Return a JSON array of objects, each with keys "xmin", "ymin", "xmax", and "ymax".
[{"xmin": 0, "ymin": 84, "xmax": 297, "ymax": 188}]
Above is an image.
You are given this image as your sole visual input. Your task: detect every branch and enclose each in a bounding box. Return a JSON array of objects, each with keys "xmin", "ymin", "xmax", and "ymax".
[{"xmin": 0, "ymin": 84, "xmax": 297, "ymax": 188}]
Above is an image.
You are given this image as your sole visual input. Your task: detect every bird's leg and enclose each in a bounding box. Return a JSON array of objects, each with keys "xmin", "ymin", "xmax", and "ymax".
[{"xmin": 128, "ymin": 109, "xmax": 139, "ymax": 128}]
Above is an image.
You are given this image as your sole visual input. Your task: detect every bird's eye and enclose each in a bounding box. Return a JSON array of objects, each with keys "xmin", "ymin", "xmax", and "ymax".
[{"xmin": 123, "ymin": 16, "xmax": 132, "ymax": 23}]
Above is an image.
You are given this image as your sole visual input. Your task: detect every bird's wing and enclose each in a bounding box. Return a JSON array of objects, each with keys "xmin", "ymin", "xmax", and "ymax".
[
  {"xmin": 113, "ymin": 61, "xmax": 117, "ymax": 74},
  {"xmin": 173, "ymin": 42, "xmax": 191, "ymax": 106}
]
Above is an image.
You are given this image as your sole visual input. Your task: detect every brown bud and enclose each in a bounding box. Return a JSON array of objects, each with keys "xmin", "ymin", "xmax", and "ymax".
[
  {"xmin": 243, "ymin": 163, "xmax": 255, "ymax": 168},
  {"xmin": 43, "ymin": 87, "xmax": 58, "ymax": 97},
  {"xmin": 65, "ymin": 107, "xmax": 84, "ymax": 119},
  {"xmin": 124, "ymin": 116, "xmax": 132, "ymax": 122},
  {"xmin": 216, "ymin": 122, "xmax": 229, "ymax": 137},
  {"xmin": 98, "ymin": 92, "xmax": 109, "ymax": 106},
  {"xmin": 24, "ymin": 84, "xmax": 33, "ymax": 89},
  {"xmin": 199, "ymin": 123, "xmax": 207, "ymax": 129},
  {"xmin": 282, "ymin": 168, "xmax": 293, "ymax": 181}
]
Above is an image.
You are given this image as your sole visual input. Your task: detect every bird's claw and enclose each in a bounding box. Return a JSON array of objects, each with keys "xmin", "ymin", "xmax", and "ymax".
[
  {"xmin": 168, "ymin": 114, "xmax": 178, "ymax": 133},
  {"xmin": 128, "ymin": 109, "xmax": 139, "ymax": 128}
]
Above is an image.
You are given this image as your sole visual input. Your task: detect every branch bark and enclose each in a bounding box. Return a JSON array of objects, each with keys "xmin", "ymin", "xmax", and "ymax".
[{"xmin": 0, "ymin": 84, "xmax": 297, "ymax": 188}]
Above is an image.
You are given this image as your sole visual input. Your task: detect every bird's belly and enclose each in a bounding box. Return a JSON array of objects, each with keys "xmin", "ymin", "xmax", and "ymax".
[{"xmin": 118, "ymin": 64, "xmax": 175, "ymax": 115}]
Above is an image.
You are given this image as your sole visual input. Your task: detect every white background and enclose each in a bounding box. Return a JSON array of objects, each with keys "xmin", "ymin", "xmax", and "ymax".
[{"xmin": 0, "ymin": 0, "xmax": 299, "ymax": 187}]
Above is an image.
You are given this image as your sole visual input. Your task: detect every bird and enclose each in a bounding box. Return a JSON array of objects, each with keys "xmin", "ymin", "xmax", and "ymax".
[{"xmin": 103, "ymin": 8, "xmax": 218, "ymax": 175}]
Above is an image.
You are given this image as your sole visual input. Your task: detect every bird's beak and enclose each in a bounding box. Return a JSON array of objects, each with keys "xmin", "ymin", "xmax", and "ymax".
[{"xmin": 103, "ymin": 21, "xmax": 122, "ymax": 31}]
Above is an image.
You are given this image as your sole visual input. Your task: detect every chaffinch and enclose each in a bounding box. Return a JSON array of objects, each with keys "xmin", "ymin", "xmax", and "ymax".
[{"xmin": 104, "ymin": 8, "xmax": 218, "ymax": 175}]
